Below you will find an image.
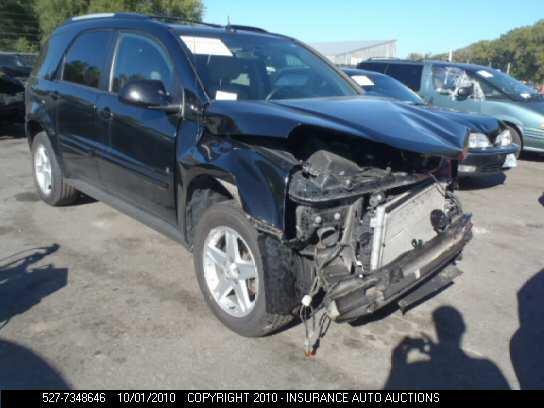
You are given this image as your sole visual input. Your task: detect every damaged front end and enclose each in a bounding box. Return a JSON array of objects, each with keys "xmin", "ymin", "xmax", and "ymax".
[{"xmin": 287, "ymin": 149, "xmax": 472, "ymax": 325}]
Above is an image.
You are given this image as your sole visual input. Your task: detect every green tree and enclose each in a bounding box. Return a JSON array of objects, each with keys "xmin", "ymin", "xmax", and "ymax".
[
  {"xmin": 33, "ymin": 0, "xmax": 204, "ymax": 41},
  {"xmin": 0, "ymin": 0, "xmax": 40, "ymax": 52},
  {"xmin": 406, "ymin": 52, "xmax": 432, "ymax": 61},
  {"xmin": 433, "ymin": 19, "xmax": 544, "ymax": 83}
]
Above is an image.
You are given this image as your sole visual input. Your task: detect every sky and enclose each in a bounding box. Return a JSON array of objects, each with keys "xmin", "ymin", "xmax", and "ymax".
[{"xmin": 204, "ymin": 0, "xmax": 543, "ymax": 57}]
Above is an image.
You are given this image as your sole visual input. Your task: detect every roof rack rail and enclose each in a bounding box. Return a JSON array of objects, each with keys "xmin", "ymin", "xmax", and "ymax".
[
  {"xmin": 66, "ymin": 12, "xmax": 223, "ymax": 28},
  {"xmin": 69, "ymin": 12, "xmax": 117, "ymax": 21},
  {"xmin": 147, "ymin": 14, "xmax": 223, "ymax": 28},
  {"xmin": 225, "ymin": 24, "xmax": 267, "ymax": 33},
  {"xmin": 66, "ymin": 12, "xmax": 143, "ymax": 24},
  {"xmin": 65, "ymin": 13, "xmax": 268, "ymax": 34}
]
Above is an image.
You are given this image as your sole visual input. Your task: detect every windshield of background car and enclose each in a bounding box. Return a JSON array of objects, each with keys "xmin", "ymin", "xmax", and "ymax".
[
  {"xmin": 0, "ymin": 54, "xmax": 23, "ymax": 68},
  {"xmin": 353, "ymin": 73, "xmax": 423, "ymax": 104},
  {"xmin": 177, "ymin": 32, "xmax": 359, "ymax": 101},
  {"xmin": 470, "ymin": 67, "xmax": 542, "ymax": 101}
]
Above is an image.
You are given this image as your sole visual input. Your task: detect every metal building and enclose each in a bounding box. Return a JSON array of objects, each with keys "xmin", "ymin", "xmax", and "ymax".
[{"xmin": 309, "ymin": 40, "xmax": 397, "ymax": 66}]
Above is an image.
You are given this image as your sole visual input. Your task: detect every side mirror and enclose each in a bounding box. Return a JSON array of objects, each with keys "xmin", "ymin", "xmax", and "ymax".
[
  {"xmin": 118, "ymin": 79, "xmax": 180, "ymax": 113},
  {"xmin": 455, "ymin": 84, "xmax": 474, "ymax": 100}
]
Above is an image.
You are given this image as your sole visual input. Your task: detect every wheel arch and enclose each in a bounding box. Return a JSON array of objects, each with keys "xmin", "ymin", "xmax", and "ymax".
[
  {"xmin": 501, "ymin": 120, "xmax": 524, "ymax": 149},
  {"xmin": 179, "ymin": 150, "xmax": 291, "ymax": 246}
]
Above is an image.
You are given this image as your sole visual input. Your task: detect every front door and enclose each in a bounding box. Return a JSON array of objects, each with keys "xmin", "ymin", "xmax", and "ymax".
[
  {"xmin": 98, "ymin": 31, "xmax": 179, "ymax": 223},
  {"xmin": 428, "ymin": 65, "xmax": 482, "ymax": 114},
  {"xmin": 56, "ymin": 30, "xmax": 114, "ymax": 185}
]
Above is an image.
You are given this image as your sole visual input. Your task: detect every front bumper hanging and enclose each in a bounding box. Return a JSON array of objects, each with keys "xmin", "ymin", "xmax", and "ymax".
[{"xmin": 325, "ymin": 214, "xmax": 473, "ymax": 322}]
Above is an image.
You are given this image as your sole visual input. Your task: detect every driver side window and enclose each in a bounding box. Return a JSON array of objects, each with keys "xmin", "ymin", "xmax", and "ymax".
[
  {"xmin": 111, "ymin": 33, "xmax": 174, "ymax": 94},
  {"xmin": 432, "ymin": 66, "xmax": 465, "ymax": 92},
  {"xmin": 432, "ymin": 65, "xmax": 483, "ymax": 99}
]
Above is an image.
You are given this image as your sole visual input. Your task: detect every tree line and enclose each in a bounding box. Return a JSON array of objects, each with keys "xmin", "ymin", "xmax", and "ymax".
[
  {"xmin": 408, "ymin": 19, "xmax": 544, "ymax": 84},
  {"xmin": 0, "ymin": 0, "xmax": 204, "ymax": 53}
]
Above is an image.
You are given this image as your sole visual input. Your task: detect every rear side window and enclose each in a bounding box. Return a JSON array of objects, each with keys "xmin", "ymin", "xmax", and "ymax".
[
  {"xmin": 357, "ymin": 62, "xmax": 388, "ymax": 74},
  {"xmin": 34, "ymin": 34, "xmax": 69, "ymax": 80},
  {"xmin": 385, "ymin": 64, "xmax": 423, "ymax": 91},
  {"xmin": 111, "ymin": 33, "xmax": 174, "ymax": 93},
  {"xmin": 62, "ymin": 30, "xmax": 112, "ymax": 89}
]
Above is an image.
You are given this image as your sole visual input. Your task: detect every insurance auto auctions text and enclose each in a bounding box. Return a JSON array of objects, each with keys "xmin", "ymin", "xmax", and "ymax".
[{"xmin": 186, "ymin": 392, "xmax": 441, "ymax": 404}]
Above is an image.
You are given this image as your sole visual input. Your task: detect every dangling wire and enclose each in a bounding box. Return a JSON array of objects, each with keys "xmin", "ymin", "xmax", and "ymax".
[{"xmin": 300, "ymin": 304, "xmax": 315, "ymax": 357}]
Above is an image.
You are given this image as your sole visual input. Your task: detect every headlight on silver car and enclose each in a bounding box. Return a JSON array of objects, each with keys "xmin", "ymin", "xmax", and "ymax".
[
  {"xmin": 468, "ymin": 132, "xmax": 491, "ymax": 148},
  {"xmin": 495, "ymin": 129, "xmax": 512, "ymax": 147}
]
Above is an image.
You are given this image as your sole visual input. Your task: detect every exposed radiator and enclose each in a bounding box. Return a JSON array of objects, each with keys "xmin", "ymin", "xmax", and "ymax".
[{"xmin": 370, "ymin": 183, "xmax": 446, "ymax": 270}]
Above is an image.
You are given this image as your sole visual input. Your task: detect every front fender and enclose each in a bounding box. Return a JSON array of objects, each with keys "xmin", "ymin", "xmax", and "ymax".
[{"xmin": 180, "ymin": 134, "xmax": 294, "ymax": 235}]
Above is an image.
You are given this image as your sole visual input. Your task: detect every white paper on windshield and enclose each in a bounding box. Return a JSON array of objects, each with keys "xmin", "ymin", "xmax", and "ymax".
[
  {"xmin": 477, "ymin": 70, "xmax": 494, "ymax": 78},
  {"xmin": 520, "ymin": 92, "xmax": 531, "ymax": 99},
  {"xmin": 216, "ymin": 90, "xmax": 238, "ymax": 100},
  {"xmin": 180, "ymin": 36, "xmax": 233, "ymax": 56},
  {"xmin": 351, "ymin": 75, "xmax": 374, "ymax": 86}
]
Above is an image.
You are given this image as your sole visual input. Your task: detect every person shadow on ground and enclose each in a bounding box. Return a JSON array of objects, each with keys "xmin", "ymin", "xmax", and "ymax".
[
  {"xmin": 384, "ymin": 305, "xmax": 510, "ymax": 389},
  {"xmin": 0, "ymin": 339, "xmax": 70, "ymax": 389},
  {"xmin": 0, "ymin": 244, "xmax": 67, "ymax": 327},
  {"xmin": 0, "ymin": 244, "xmax": 70, "ymax": 388},
  {"xmin": 510, "ymin": 269, "xmax": 544, "ymax": 389}
]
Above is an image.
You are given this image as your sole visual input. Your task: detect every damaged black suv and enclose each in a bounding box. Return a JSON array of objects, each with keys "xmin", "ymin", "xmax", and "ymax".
[{"xmin": 26, "ymin": 13, "xmax": 473, "ymax": 341}]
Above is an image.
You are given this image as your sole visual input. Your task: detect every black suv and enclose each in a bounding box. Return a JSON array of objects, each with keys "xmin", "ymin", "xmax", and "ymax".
[{"xmin": 26, "ymin": 13, "xmax": 472, "ymax": 341}]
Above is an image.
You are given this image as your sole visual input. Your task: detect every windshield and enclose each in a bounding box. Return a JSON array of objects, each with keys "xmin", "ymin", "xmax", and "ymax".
[
  {"xmin": 350, "ymin": 72, "xmax": 423, "ymax": 104},
  {"xmin": 471, "ymin": 68, "xmax": 542, "ymax": 101},
  {"xmin": 178, "ymin": 32, "xmax": 359, "ymax": 101},
  {"xmin": 0, "ymin": 54, "xmax": 23, "ymax": 68}
]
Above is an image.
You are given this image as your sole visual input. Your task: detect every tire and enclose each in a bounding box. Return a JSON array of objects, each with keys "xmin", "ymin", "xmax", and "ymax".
[
  {"xmin": 193, "ymin": 201, "xmax": 292, "ymax": 337},
  {"xmin": 506, "ymin": 124, "xmax": 523, "ymax": 159},
  {"xmin": 31, "ymin": 132, "xmax": 79, "ymax": 206}
]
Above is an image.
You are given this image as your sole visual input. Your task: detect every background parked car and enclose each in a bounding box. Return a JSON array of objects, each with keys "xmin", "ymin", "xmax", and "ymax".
[
  {"xmin": 343, "ymin": 67, "xmax": 519, "ymax": 177},
  {"xmin": 0, "ymin": 52, "xmax": 37, "ymax": 123},
  {"xmin": 358, "ymin": 59, "xmax": 544, "ymax": 157}
]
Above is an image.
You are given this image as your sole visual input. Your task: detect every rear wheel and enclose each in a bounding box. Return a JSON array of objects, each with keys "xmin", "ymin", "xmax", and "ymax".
[
  {"xmin": 193, "ymin": 202, "xmax": 292, "ymax": 337},
  {"xmin": 32, "ymin": 132, "xmax": 79, "ymax": 206}
]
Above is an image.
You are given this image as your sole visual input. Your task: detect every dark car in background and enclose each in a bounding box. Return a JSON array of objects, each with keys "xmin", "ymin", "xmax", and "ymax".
[
  {"xmin": 343, "ymin": 68, "xmax": 519, "ymax": 176},
  {"xmin": 26, "ymin": 13, "xmax": 474, "ymax": 349},
  {"xmin": 358, "ymin": 59, "xmax": 544, "ymax": 156},
  {"xmin": 0, "ymin": 52, "xmax": 37, "ymax": 123}
]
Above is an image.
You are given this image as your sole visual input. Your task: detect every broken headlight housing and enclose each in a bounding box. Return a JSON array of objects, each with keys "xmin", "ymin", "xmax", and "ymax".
[
  {"xmin": 468, "ymin": 132, "xmax": 491, "ymax": 148},
  {"xmin": 495, "ymin": 128, "xmax": 513, "ymax": 147}
]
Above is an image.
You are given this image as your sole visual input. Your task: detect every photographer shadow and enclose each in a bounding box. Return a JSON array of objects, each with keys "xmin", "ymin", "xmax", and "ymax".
[
  {"xmin": 384, "ymin": 306, "xmax": 510, "ymax": 389},
  {"xmin": 510, "ymin": 269, "xmax": 544, "ymax": 389}
]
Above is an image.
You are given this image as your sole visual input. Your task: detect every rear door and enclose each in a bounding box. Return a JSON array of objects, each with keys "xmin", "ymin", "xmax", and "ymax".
[
  {"xmin": 97, "ymin": 31, "xmax": 180, "ymax": 223},
  {"xmin": 56, "ymin": 30, "xmax": 114, "ymax": 185},
  {"xmin": 385, "ymin": 63, "xmax": 424, "ymax": 92}
]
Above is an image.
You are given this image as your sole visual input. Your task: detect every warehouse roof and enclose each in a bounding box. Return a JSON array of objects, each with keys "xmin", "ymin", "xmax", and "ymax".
[{"xmin": 309, "ymin": 40, "xmax": 396, "ymax": 56}]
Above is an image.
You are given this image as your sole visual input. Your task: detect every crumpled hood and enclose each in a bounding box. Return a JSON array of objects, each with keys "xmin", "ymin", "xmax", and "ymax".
[{"xmin": 204, "ymin": 96, "xmax": 471, "ymax": 158}]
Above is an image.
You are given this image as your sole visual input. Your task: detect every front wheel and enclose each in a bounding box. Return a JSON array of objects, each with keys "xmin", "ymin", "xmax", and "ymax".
[
  {"xmin": 506, "ymin": 125, "xmax": 523, "ymax": 159},
  {"xmin": 193, "ymin": 202, "xmax": 292, "ymax": 337}
]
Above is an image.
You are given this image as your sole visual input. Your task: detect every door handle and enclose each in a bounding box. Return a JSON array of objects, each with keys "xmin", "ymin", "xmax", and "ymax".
[{"xmin": 99, "ymin": 107, "xmax": 112, "ymax": 120}]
